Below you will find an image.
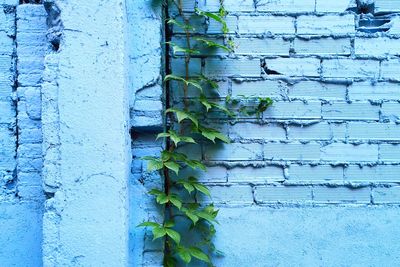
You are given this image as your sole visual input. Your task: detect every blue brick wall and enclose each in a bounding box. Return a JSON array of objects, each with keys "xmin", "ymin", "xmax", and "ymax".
[
  {"xmin": 0, "ymin": 3, "xmax": 45, "ymax": 266},
  {"xmin": 167, "ymin": 0, "xmax": 400, "ymax": 207},
  {"xmin": 137, "ymin": 0, "xmax": 400, "ymax": 265}
]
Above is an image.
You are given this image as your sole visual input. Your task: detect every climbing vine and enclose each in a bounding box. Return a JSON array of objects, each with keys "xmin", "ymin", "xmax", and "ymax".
[{"xmin": 139, "ymin": 1, "xmax": 272, "ymax": 266}]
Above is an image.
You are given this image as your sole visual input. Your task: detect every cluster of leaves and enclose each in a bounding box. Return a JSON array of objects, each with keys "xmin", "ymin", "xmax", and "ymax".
[{"xmin": 139, "ymin": 1, "xmax": 272, "ymax": 266}]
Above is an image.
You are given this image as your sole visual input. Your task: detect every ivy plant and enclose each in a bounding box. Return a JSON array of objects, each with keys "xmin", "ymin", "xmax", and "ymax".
[{"xmin": 139, "ymin": 0, "xmax": 273, "ymax": 266}]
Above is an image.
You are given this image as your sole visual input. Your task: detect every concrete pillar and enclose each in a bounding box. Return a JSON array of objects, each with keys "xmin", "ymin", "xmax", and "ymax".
[{"xmin": 42, "ymin": 1, "xmax": 131, "ymax": 266}]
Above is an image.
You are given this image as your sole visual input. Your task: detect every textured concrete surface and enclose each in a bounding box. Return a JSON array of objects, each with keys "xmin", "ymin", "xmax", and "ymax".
[{"xmin": 41, "ymin": 0, "xmax": 131, "ymax": 266}]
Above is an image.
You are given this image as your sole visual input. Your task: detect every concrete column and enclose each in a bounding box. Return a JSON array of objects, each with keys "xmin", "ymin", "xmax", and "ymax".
[{"xmin": 42, "ymin": 1, "xmax": 131, "ymax": 266}]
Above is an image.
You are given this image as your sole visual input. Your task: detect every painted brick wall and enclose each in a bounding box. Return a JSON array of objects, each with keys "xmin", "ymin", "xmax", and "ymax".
[
  {"xmin": 147, "ymin": 0, "xmax": 400, "ymax": 265},
  {"xmin": 0, "ymin": 2, "xmax": 45, "ymax": 266}
]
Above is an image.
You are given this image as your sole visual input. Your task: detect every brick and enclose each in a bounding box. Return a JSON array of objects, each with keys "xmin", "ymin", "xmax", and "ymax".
[
  {"xmin": 381, "ymin": 103, "xmax": 400, "ymax": 121},
  {"xmin": 322, "ymin": 102, "xmax": 379, "ymax": 120},
  {"xmin": 208, "ymin": 185, "xmax": 254, "ymax": 204},
  {"xmin": 255, "ymin": 186, "xmax": 312, "ymax": 203},
  {"xmin": 379, "ymin": 144, "xmax": 400, "ymax": 162},
  {"xmin": 294, "ymin": 38, "xmax": 351, "ymax": 55},
  {"xmin": 265, "ymin": 57, "xmax": 320, "ymax": 77},
  {"xmin": 221, "ymin": 0, "xmax": 255, "ymax": 12},
  {"xmin": 264, "ymin": 101, "xmax": 321, "ymax": 119},
  {"xmin": 381, "ymin": 59, "xmax": 400, "ymax": 80},
  {"xmin": 207, "ymin": 16, "xmax": 237, "ymax": 34},
  {"xmin": 374, "ymin": 0, "xmax": 400, "ymax": 14},
  {"xmin": 315, "ymin": 0, "xmax": 356, "ymax": 12},
  {"xmin": 0, "ymin": 0, "xmax": 19, "ymax": 5},
  {"xmin": 321, "ymin": 143, "xmax": 378, "ymax": 162},
  {"xmin": 264, "ymin": 143, "xmax": 320, "ymax": 161},
  {"xmin": 239, "ymin": 15, "xmax": 295, "ymax": 35},
  {"xmin": 288, "ymin": 81, "xmax": 347, "ymax": 100},
  {"xmin": 313, "ymin": 186, "xmax": 371, "ymax": 203},
  {"xmin": 205, "ymin": 59, "xmax": 260, "ymax": 77},
  {"xmin": 18, "ymin": 128, "xmax": 42, "ymax": 144},
  {"xmin": 0, "ymin": 100, "xmax": 15, "ymax": 123},
  {"xmin": 289, "ymin": 165, "xmax": 343, "ymax": 182},
  {"xmin": 373, "ymin": 187, "xmax": 400, "ymax": 203},
  {"xmin": 171, "ymin": 80, "xmax": 229, "ymax": 99},
  {"xmin": 170, "ymin": 58, "xmax": 201, "ymax": 76},
  {"xmin": 348, "ymin": 82, "xmax": 400, "ymax": 101},
  {"xmin": 204, "ymin": 143, "xmax": 263, "ymax": 161},
  {"xmin": 348, "ymin": 123, "xmax": 400, "ymax": 141},
  {"xmin": 174, "ymin": 166, "xmax": 228, "ymax": 183},
  {"xmin": 228, "ymin": 166, "xmax": 284, "ymax": 183},
  {"xmin": 0, "ymin": 7, "xmax": 14, "ymax": 34},
  {"xmin": 297, "ymin": 14, "xmax": 355, "ymax": 35},
  {"xmin": 322, "ymin": 59, "xmax": 379, "ymax": 78},
  {"xmin": 232, "ymin": 79, "xmax": 287, "ymax": 97},
  {"xmin": 0, "ymin": 32, "xmax": 13, "ymax": 56},
  {"xmin": 355, "ymin": 37, "xmax": 400, "ymax": 57},
  {"xmin": 288, "ymin": 123, "xmax": 346, "ymax": 140},
  {"xmin": 18, "ymin": 144, "xmax": 41, "ymax": 159},
  {"xmin": 346, "ymin": 165, "xmax": 400, "ymax": 182},
  {"xmin": 171, "ymin": 16, "xmax": 206, "ymax": 34},
  {"xmin": 235, "ymin": 37, "xmax": 290, "ymax": 55},
  {"xmin": 257, "ymin": 0, "xmax": 315, "ymax": 12},
  {"xmin": 16, "ymin": 5, "xmax": 47, "ymax": 32},
  {"xmin": 230, "ymin": 122, "xmax": 286, "ymax": 140}
]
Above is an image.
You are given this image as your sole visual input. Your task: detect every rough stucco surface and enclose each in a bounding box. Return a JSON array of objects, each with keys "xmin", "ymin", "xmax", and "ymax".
[
  {"xmin": 41, "ymin": 0, "xmax": 131, "ymax": 266},
  {"xmin": 1, "ymin": 0, "xmax": 400, "ymax": 266}
]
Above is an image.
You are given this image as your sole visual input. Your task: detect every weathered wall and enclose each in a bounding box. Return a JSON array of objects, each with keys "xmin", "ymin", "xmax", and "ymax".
[
  {"xmin": 1, "ymin": 0, "xmax": 400, "ymax": 266},
  {"xmin": 163, "ymin": 0, "xmax": 400, "ymax": 265},
  {"xmin": 41, "ymin": 0, "xmax": 131, "ymax": 266},
  {"xmin": 127, "ymin": 0, "xmax": 165, "ymax": 265},
  {"xmin": 0, "ymin": 2, "xmax": 45, "ymax": 266}
]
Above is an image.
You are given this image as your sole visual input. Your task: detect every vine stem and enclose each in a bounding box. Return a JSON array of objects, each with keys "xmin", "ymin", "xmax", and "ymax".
[{"xmin": 163, "ymin": 0, "xmax": 192, "ymax": 260}]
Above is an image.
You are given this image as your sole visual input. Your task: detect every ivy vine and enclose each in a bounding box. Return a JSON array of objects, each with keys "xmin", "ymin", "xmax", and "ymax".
[{"xmin": 139, "ymin": 1, "xmax": 272, "ymax": 266}]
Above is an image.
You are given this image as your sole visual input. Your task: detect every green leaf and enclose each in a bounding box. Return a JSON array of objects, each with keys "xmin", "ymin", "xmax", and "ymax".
[
  {"xmin": 166, "ymin": 108, "xmax": 199, "ymax": 127},
  {"xmin": 164, "ymin": 161, "xmax": 180, "ymax": 175},
  {"xmin": 142, "ymin": 157, "xmax": 164, "ymax": 172},
  {"xmin": 164, "ymin": 220, "xmax": 175, "ymax": 228},
  {"xmin": 188, "ymin": 247, "xmax": 211, "ymax": 263},
  {"xmin": 167, "ymin": 130, "xmax": 195, "ymax": 147},
  {"xmin": 164, "ymin": 75, "xmax": 204, "ymax": 92},
  {"xmin": 161, "ymin": 150, "xmax": 172, "ymax": 162},
  {"xmin": 199, "ymin": 126, "xmax": 230, "ymax": 144},
  {"xmin": 198, "ymin": 75, "xmax": 219, "ymax": 90},
  {"xmin": 148, "ymin": 189, "xmax": 164, "ymax": 196},
  {"xmin": 137, "ymin": 222, "xmax": 160, "ymax": 228},
  {"xmin": 169, "ymin": 195, "xmax": 183, "ymax": 209},
  {"xmin": 152, "ymin": 227, "xmax": 167, "ymax": 240},
  {"xmin": 156, "ymin": 132, "xmax": 170, "ymax": 140},
  {"xmin": 195, "ymin": 8, "xmax": 224, "ymax": 24},
  {"xmin": 180, "ymin": 136, "xmax": 196, "ymax": 144},
  {"xmin": 177, "ymin": 247, "xmax": 192, "ymax": 263},
  {"xmin": 164, "ymin": 256, "xmax": 177, "ymax": 267},
  {"xmin": 185, "ymin": 160, "xmax": 206, "ymax": 171},
  {"xmin": 167, "ymin": 42, "xmax": 200, "ymax": 55},
  {"xmin": 200, "ymin": 94, "xmax": 212, "ymax": 111},
  {"xmin": 195, "ymin": 37, "xmax": 232, "ymax": 52},
  {"xmin": 167, "ymin": 18, "xmax": 195, "ymax": 31},
  {"xmin": 166, "ymin": 229, "xmax": 181, "ymax": 244},
  {"xmin": 185, "ymin": 211, "xmax": 199, "ymax": 225},
  {"xmin": 195, "ymin": 8, "xmax": 228, "ymax": 33},
  {"xmin": 210, "ymin": 102, "xmax": 235, "ymax": 117},
  {"xmin": 193, "ymin": 183, "xmax": 211, "ymax": 197},
  {"xmin": 156, "ymin": 193, "xmax": 169, "ymax": 204},
  {"xmin": 213, "ymin": 132, "xmax": 230, "ymax": 143},
  {"xmin": 196, "ymin": 211, "xmax": 216, "ymax": 223},
  {"xmin": 183, "ymin": 182, "xmax": 195, "ymax": 194}
]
